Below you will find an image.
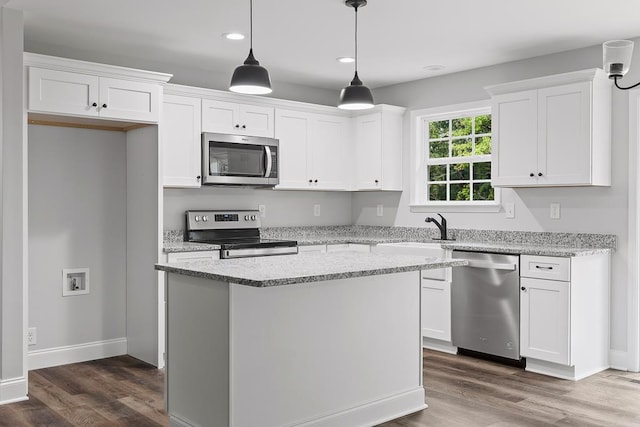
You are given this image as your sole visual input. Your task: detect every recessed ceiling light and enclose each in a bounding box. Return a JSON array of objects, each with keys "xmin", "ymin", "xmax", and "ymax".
[
  {"xmin": 336, "ymin": 56, "xmax": 355, "ymax": 64},
  {"xmin": 423, "ymin": 64, "xmax": 445, "ymax": 71},
  {"xmin": 223, "ymin": 32, "xmax": 245, "ymax": 41}
]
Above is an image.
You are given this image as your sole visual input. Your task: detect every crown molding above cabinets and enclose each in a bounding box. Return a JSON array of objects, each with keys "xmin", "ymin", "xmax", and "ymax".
[
  {"xmin": 162, "ymin": 83, "xmax": 406, "ymax": 191},
  {"xmin": 24, "ymin": 53, "xmax": 172, "ymax": 126},
  {"xmin": 486, "ymin": 68, "xmax": 611, "ymax": 188}
]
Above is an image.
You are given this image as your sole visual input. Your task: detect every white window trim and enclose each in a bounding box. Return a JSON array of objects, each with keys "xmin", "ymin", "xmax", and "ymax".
[{"xmin": 409, "ymin": 100, "xmax": 501, "ymax": 213}]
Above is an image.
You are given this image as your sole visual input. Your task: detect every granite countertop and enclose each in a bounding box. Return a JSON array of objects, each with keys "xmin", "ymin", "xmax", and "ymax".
[
  {"xmin": 155, "ymin": 252, "xmax": 467, "ymax": 287},
  {"xmin": 440, "ymin": 241, "xmax": 611, "ymax": 257},
  {"xmin": 163, "ymin": 241, "xmax": 221, "ymax": 253}
]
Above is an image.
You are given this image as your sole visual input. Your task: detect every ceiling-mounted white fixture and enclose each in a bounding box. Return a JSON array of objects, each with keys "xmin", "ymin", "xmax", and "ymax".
[
  {"xmin": 229, "ymin": 0, "xmax": 272, "ymax": 95},
  {"xmin": 603, "ymin": 40, "xmax": 639, "ymax": 90},
  {"xmin": 338, "ymin": 0, "xmax": 374, "ymax": 110},
  {"xmin": 223, "ymin": 32, "xmax": 245, "ymax": 41}
]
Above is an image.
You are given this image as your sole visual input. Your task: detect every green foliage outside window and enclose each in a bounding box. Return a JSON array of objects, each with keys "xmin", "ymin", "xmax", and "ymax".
[{"xmin": 426, "ymin": 113, "xmax": 494, "ymax": 203}]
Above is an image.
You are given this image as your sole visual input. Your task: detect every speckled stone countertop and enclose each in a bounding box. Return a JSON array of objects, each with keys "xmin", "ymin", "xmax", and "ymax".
[
  {"xmin": 163, "ymin": 241, "xmax": 221, "ymax": 253},
  {"xmin": 155, "ymin": 252, "xmax": 467, "ymax": 287},
  {"xmin": 163, "ymin": 226, "xmax": 616, "ymax": 256}
]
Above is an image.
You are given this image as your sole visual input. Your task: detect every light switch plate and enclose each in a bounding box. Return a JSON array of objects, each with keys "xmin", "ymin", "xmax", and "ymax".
[
  {"xmin": 550, "ymin": 203, "xmax": 561, "ymax": 219},
  {"xmin": 258, "ymin": 204, "xmax": 266, "ymax": 218},
  {"xmin": 505, "ymin": 202, "xmax": 515, "ymax": 219},
  {"xmin": 376, "ymin": 204, "xmax": 383, "ymax": 217},
  {"xmin": 313, "ymin": 204, "xmax": 320, "ymax": 217}
]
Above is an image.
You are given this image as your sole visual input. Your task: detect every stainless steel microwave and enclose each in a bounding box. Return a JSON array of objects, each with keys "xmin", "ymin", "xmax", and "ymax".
[{"xmin": 201, "ymin": 133, "xmax": 279, "ymax": 186}]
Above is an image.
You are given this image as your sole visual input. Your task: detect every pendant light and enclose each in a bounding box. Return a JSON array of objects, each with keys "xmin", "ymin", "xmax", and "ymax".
[
  {"xmin": 229, "ymin": 0, "xmax": 272, "ymax": 95},
  {"xmin": 603, "ymin": 40, "xmax": 640, "ymax": 90},
  {"xmin": 338, "ymin": 0, "xmax": 374, "ymax": 110}
]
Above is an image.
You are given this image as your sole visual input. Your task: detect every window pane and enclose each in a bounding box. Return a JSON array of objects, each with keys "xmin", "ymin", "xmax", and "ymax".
[
  {"xmin": 429, "ymin": 140, "xmax": 449, "ymax": 158},
  {"xmin": 452, "ymin": 138, "xmax": 472, "ymax": 157},
  {"xmin": 452, "ymin": 117, "xmax": 472, "ymax": 137},
  {"xmin": 475, "ymin": 114, "xmax": 491, "ymax": 134},
  {"xmin": 428, "ymin": 164, "xmax": 447, "ymax": 181},
  {"xmin": 475, "ymin": 136, "xmax": 491, "ymax": 155},
  {"xmin": 429, "ymin": 120, "xmax": 449, "ymax": 139},
  {"xmin": 450, "ymin": 183, "xmax": 470, "ymax": 201},
  {"xmin": 473, "ymin": 162, "xmax": 491, "ymax": 180},
  {"xmin": 450, "ymin": 163, "xmax": 470, "ymax": 180},
  {"xmin": 473, "ymin": 182, "xmax": 495, "ymax": 201},
  {"xmin": 428, "ymin": 184, "xmax": 447, "ymax": 201}
]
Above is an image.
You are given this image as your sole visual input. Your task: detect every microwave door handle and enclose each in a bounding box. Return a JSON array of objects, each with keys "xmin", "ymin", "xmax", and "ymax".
[{"xmin": 264, "ymin": 146, "xmax": 272, "ymax": 177}]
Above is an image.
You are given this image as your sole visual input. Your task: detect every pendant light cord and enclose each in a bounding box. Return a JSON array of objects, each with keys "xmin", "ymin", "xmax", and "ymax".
[
  {"xmin": 250, "ymin": 0, "xmax": 253, "ymax": 51},
  {"xmin": 354, "ymin": 5, "xmax": 358, "ymax": 72},
  {"xmin": 614, "ymin": 75, "xmax": 640, "ymax": 90}
]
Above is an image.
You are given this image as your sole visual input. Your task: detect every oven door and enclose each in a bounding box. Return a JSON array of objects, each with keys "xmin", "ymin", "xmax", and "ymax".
[{"xmin": 201, "ymin": 133, "xmax": 279, "ymax": 186}]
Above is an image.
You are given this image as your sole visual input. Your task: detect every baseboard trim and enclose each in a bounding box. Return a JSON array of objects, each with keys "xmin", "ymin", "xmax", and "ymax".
[
  {"xmin": 0, "ymin": 376, "xmax": 28, "ymax": 405},
  {"xmin": 422, "ymin": 337, "xmax": 457, "ymax": 355},
  {"xmin": 28, "ymin": 338, "xmax": 127, "ymax": 370},
  {"xmin": 169, "ymin": 414, "xmax": 194, "ymax": 427},
  {"xmin": 609, "ymin": 349, "xmax": 628, "ymax": 371}
]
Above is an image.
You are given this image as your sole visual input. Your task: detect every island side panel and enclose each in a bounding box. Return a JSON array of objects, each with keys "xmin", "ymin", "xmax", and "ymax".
[
  {"xmin": 229, "ymin": 271, "xmax": 425, "ymax": 427},
  {"xmin": 166, "ymin": 273, "xmax": 230, "ymax": 427}
]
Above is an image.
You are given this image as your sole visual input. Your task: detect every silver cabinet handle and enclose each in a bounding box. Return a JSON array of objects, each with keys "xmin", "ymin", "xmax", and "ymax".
[{"xmin": 464, "ymin": 260, "xmax": 517, "ymax": 271}]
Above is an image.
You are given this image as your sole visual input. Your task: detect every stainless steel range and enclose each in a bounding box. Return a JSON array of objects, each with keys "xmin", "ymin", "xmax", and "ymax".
[{"xmin": 185, "ymin": 210, "xmax": 298, "ymax": 259}]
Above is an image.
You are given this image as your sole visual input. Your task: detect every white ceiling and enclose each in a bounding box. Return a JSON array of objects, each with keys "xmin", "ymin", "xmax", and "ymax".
[{"xmin": 6, "ymin": 0, "xmax": 640, "ymax": 90}]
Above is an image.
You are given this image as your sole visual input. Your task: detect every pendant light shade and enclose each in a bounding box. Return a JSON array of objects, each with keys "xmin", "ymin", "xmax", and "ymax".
[
  {"xmin": 338, "ymin": 0, "xmax": 374, "ymax": 110},
  {"xmin": 229, "ymin": 0, "xmax": 272, "ymax": 95}
]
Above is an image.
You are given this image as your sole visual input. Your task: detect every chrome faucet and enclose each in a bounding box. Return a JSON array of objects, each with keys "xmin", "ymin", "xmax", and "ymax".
[{"xmin": 425, "ymin": 214, "xmax": 453, "ymax": 240}]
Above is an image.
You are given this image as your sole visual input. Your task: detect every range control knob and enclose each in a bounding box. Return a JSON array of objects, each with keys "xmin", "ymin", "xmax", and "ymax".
[
  {"xmin": 202, "ymin": 216, "xmax": 208, "ymax": 222},
  {"xmin": 244, "ymin": 215, "xmax": 250, "ymax": 221},
  {"xmin": 251, "ymin": 215, "xmax": 257, "ymax": 220},
  {"xmin": 194, "ymin": 215, "xmax": 201, "ymax": 222}
]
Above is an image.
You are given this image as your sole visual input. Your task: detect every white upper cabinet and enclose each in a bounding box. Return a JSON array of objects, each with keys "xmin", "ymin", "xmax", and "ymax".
[
  {"xmin": 161, "ymin": 94, "xmax": 202, "ymax": 188},
  {"xmin": 26, "ymin": 54, "xmax": 170, "ymax": 123},
  {"xmin": 202, "ymin": 99, "xmax": 274, "ymax": 138},
  {"xmin": 353, "ymin": 106, "xmax": 405, "ymax": 191},
  {"xmin": 275, "ymin": 109, "xmax": 349, "ymax": 190},
  {"xmin": 487, "ymin": 69, "xmax": 611, "ymax": 187}
]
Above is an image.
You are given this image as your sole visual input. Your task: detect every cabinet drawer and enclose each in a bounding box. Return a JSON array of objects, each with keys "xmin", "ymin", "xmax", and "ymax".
[
  {"xmin": 520, "ymin": 255, "xmax": 570, "ymax": 281},
  {"xmin": 167, "ymin": 251, "xmax": 220, "ymax": 263}
]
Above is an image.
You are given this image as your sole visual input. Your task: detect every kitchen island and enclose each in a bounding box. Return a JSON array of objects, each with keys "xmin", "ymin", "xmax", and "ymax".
[{"xmin": 156, "ymin": 251, "xmax": 465, "ymax": 427}]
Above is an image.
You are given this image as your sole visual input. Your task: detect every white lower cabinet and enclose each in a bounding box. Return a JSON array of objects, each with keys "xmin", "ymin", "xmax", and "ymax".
[
  {"xmin": 519, "ymin": 254, "xmax": 610, "ymax": 380},
  {"xmin": 421, "ymin": 276, "xmax": 451, "ymax": 342}
]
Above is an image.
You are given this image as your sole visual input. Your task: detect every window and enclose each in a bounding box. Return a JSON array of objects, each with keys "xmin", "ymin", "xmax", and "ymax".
[{"xmin": 410, "ymin": 102, "xmax": 499, "ymax": 210}]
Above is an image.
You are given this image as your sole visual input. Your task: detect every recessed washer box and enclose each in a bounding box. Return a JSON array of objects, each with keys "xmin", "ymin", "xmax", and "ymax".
[{"xmin": 62, "ymin": 268, "xmax": 90, "ymax": 296}]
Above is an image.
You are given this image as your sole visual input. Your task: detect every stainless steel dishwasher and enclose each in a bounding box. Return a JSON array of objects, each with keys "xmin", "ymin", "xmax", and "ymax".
[{"xmin": 451, "ymin": 251, "xmax": 521, "ymax": 361}]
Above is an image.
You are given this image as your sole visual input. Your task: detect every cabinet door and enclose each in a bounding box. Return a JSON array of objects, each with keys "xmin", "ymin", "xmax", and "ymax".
[
  {"xmin": 28, "ymin": 67, "xmax": 99, "ymax": 117},
  {"xmin": 355, "ymin": 112, "xmax": 383, "ymax": 190},
  {"xmin": 310, "ymin": 114, "xmax": 349, "ymax": 190},
  {"xmin": 239, "ymin": 104, "xmax": 274, "ymax": 137},
  {"xmin": 491, "ymin": 90, "xmax": 538, "ymax": 187},
  {"xmin": 421, "ymin": 277, "xmax": 451, "ymax": 342},
  {"xmin": 538, "ymin": 82, "xmax": 592, "ymax": 185},
  {"xmin": 98, "ymin": 77, "xmax": 161, "ymax": 122},
  {"xmin": 201, "ymin": 99, "xmax": 239, "ymax": 134},
  {"xmin": 275, "ymin": 109, "xmax": 312, "ymax": 189},
  {"xmin": 162, "ymin": 95, "xmax": 202, "ymax": 188},
  {"xmin": 520, "ymin": 277, "xmax": 570, "ymax": 365}
]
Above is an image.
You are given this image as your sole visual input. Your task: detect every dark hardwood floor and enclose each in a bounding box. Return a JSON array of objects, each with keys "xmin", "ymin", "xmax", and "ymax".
[{"xmin": 1, "ymin": 350, "xmax": 639, "ymax": 426}]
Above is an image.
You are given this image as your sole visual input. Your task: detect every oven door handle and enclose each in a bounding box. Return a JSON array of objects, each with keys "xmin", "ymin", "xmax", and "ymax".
[{"xmin": 264, "ymin": 146, "xmax": 272, "ymax": 177}]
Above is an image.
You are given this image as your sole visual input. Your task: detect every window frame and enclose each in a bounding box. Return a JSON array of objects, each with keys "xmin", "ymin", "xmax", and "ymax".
[{"xmin": 409, "ymin": 101, "xmax": 501, "ymax": 212}]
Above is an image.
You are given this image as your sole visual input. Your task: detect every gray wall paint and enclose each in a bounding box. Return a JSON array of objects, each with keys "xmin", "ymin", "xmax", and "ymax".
[
  {"xmin": 352, "ymin": 41, "xmax": 640, "ymax": 353},
  {"xmin": 1, "ymin": 6, "xmax": 25, "ymax": 390},
  {"xmin": 164, "ymin": 188, "xmax": 352, "ymax": 230},
  {"xmin": 28, "ymin": 125, "xmax": 127, "ymax": 351},
  {"xmin": 24, "ymin": 40, "xmax": 338, "ymax": 107}
]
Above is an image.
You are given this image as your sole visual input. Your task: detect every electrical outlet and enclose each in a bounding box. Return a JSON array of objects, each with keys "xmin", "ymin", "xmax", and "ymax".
[
  {"xmin": 258, "ymin": 204, "xmax": 266, "ymax": 218},
  {"xmin": 550, "ymin": 203, "xmax": 561, "ymax": 219},
  {"xmin": 505, "ymin": 202, "xmax": 515, "ymax": 219},
  {"xmin": 376, "ymin": 204, "xmax": 383, "ymax": 217},
  {"xmin": 27, "ymin": 327, "xmax": 36, "ymax": 346},
  {"xmin": 313, "ymin": 204, "xmax": 320, "ymax": 217}
]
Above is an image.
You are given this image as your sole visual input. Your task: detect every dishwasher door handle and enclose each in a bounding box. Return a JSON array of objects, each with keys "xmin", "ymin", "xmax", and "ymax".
[{"xmin": 464, "ymin": 260, "xmax": 517, "ymax": 271}]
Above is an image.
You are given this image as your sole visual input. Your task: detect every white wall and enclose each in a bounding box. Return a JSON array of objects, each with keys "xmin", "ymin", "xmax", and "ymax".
[
  {"xmin": 0, "ymin": 5, "xmax": 26, "ymax": 404},
  {"xmin": 352, "ymin": 41, "xmax": 640, "ymax": 354},
  {"xmin": 164, "ymin": 187, "xmax": 352, "ymax": 230},
  {"xmin": 28, "ymin": 125, "xmax": 126, "ymax": 352}
]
